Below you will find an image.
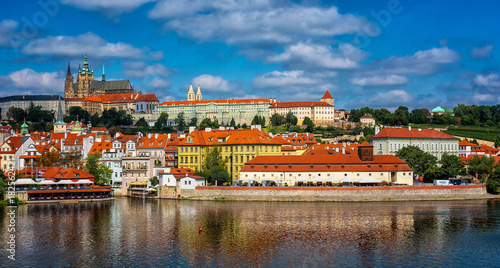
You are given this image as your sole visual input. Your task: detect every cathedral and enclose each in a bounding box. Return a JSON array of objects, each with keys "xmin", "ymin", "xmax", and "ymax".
[{"xmin": 64, "ymin": 53, "xmax": 135, "ymax": 98}]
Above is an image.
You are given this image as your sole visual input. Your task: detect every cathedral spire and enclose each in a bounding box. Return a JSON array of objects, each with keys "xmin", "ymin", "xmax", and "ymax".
[
  {"xmin": 102, "ymin": 64, "xmax": 106, "ymax": 83},
  {"xmin": 67, "ymin": 62, "xmax": 71, "ymax": 76},
  {"xmin": 55, "ymin": 94, "xmax": 64, "ymax": 124}
]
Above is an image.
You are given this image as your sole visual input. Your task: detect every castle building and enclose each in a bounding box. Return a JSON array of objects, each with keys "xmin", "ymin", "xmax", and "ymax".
[
  {"xmin": 64, "ymin": 53, "xmax": 135, "ymax": 98},
  {"xmin": 0, "ymin": 95, "xmax": 65, "ymax": 120},
  {"xmin": 269, "ymin": 91, "xmax": 336, "ymax": 126},
  {"xmin": 159, "ymin": 85, "xmax": 271, "ymax": 125}
]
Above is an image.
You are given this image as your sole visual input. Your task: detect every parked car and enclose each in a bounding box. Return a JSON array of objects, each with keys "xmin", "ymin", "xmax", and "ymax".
[{"xmin": 434, "ymin": 180, "xmax": 453, "ymax": 186}]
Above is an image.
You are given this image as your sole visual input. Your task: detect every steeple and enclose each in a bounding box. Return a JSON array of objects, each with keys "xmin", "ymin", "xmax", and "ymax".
[
  {"xmin": 66, "ymin": 62, "xmax": 72, "ymax": 77},
  {"xmin": 81, "ymin": 52, "xmax": 90, "ymax": 74},
  {"xmin": 196, "ymin": 84, "xmax": 202, "ymax": 101},
  {"xmin": 187, "ymin": 83, "xmax": 195, "ymax": 101},
  {"xmin": 55, "ymin": 94, "xmax": 64, "ymax": 124},
  {"xmin": 102, "ymin": 64, "xmax": 106, "ymax": 83},
  {"xmin": 21, "ymin": 118, "xmax": 28, "ymax": 135},
  {"xmin": 78, "ymin": 64, "xmax": 81, "ymax": 74}
]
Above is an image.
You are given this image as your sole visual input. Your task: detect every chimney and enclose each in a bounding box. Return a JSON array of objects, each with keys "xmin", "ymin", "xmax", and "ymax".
[
  {"xmin": 408, "ymin": 126, "xmax": 412, "ymax": 131},
  {"xmin": 219, "ymin": 126, "xmax": 225, "ymax": 131},
  {"xmin": 336, "ymin": 148, "xmax": 339, "ymax": 153},
  {"xmin": 205, "ymin": 127, "xmax": 212, "ymax": 132},
  {"xmin": 188, "ymin": 126, "xmax": 195, "ymax": 134},
  {"xmin": 342, "ymin": 147, "xmax": 345, "ymax": 154},
  {"xmin": 148, "ymin": 133, "xmax": 152, "ymax": 138},
  {"xmin": 375, "ymin": 126, "xmax": 380, "ymax": 135},
  {"xmin": 155, "ymin": 133, "xmax": 159, "ymax": 139},
  {"xmin": 418, "ymin": 128, "xmax": 422, "ymax": 132}
]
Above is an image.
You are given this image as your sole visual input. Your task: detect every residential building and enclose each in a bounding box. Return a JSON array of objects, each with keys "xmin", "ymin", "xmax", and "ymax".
[
  {"xmin": 371, "ymin": 127, "xmax": 459, "ymax": 159},
  {"xmin": 132, "ymin": 94, "xmax": 160, "ymax": 124},
  {"xmin": 177, "ymin": 127, "xmax": 283, "ymax": 182},
  {"xmin": 0, "ymin": 135, "xmax": 35, "ymax": 170},
  {"xmin": 240, "ymin": 142, "xmax": 414, "ymax": 185},
  {"xmin": 0, "ymin": 94, "xmax": 65, "ymax": 120},
  {"xmin": 459, "ymin": 140, "xmax": 499, "ymax": 158},
  {"xmin": 159, "ymin": 84, "xmax": 271, "ymax": 125},
  {"xmin": 269, "ymin": 91, "xmax": 336, "ymax": 126},
  {"xmin": 360, "ymin": 114, "xmax": 376, "ymax": 127}
]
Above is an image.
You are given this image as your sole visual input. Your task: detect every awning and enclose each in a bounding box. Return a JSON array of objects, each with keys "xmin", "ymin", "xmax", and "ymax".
[
  {"xmin": 77, "ymin": 179, "xmax": 94, "ymax": 184},
  {"xmin": 311, "ymin": 176, "xmax": 324, "ymax": 182},
  {"xmin": 296, "ymin": 177, "xmax": 309, "ymax": 182},
  {"xmin": 341, "ymin": 176, "xmax": 355, "ymax": 183},
  {"xmin": 358, "ymin": 177, "xmax": 382, "ymax": 184},
  {"xmin": 326, "ymin": 176, "xmax": 339, "ymax": 183},
  {"xmin": 39, "ymin": 180, "xmax": 56, "ymax": 185},
  {"xmin": 13, "ymin": 179, "xmax": 38, "ymax": 185}
]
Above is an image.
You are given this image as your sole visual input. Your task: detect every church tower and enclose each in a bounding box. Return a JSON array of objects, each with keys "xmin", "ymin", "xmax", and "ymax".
[
  {"xmin": 54, "ymin": 95, "xmax": 67, "ymax": 134},
  {"xmin": 77, "ymin": 52, "xmax": 94, "ymax": 97},
  {"xmin": 64, "ymin": 62, "xmax": 75, "ymax": 98},
  {"xmin": 196, "ymin": 85, "xmax": 202, "ymax": 101},
  {"xmin": 187, "ymin": 84, "xmax": 195, "ymax": 101}
]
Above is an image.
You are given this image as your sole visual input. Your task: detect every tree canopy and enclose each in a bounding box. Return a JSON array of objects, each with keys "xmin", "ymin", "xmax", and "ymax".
[
  {"xmin": 395, "ymin": 146, "xmax": 437, "ymax": 180},
  {"xmin": 196, "ymin": 146, "xmax": 230, "ymax": 185},
  {"xmin": 467, "ymin": 156, "xmax": 495, "ymax": 182},
  {"xmin": 85, "ymin": 153, "xmax": 112, "ymax": 186}
]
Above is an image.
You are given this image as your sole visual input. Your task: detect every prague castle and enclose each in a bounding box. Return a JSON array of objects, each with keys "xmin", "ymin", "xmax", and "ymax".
[{"xmin": 64, "ymin": 53, "xmax": 135, "ymax": 98}]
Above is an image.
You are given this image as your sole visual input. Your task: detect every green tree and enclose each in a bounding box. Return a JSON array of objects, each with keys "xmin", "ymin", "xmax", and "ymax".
[
  {"xmin": 155, "ymin": 112, "xmax": 169, "ymax": 130},
  {"xmin": 0, "ymin": 170, "xmax": 7, "ymax": 200},
  {"xmin": 241, "ymin": 123, "xmax": 248, "ymax": 129},
  {"xmin": 85, "ymin": 153, "xmax": 112, "ymax": 186},
  {"xmin": 135, "ymin": 117, "xmax": 148, "ymax": 128},
  {"xmin": 486, "ymin": 162, "xmax": 500, "ymax": 194},
  {"xmin": 270, "ymin": 113, "xmax": 284, "ymax": 126},
  {"xmin": 495, "ymin": 136, "xmax": 500, "ymax": 148},
  {"xmin": 467, "ymin": 156, "xmax": 495, "ymax": 182},
  {"xmin": 175, "ymin": 113, "xmax": 186, "ymax": 132},
  {"xmin": 285, "ymin": 111, "xmax": 298, "ymax": 125},
  {"xmin": 197, "ymin": 146, "xmax": 230, "ymax": 185},
  {"xmin": 396, "ymin": 146, "xmax": 437, "ymax": 180},
  {"xmin": 409, "ymin": 109, "xmax": 429, "ymax": 124},
  {"xmin": 66, "ymin": 106, "xmax": 90, "ymax": 123},
  {"xmin": 392, "ymin": 107, "xmax": 409, "ymax": 126},
  {"xmin": 35, "ymin": 151, "xmax": 63, "ymax": 167},
  {"xmin": 230, "ymin": 118, "xmax": 236, "ymax": 127},
  {"xmin": 251, "ymin": 115, "xmax": 266, "ymax": 127},
  {"xmin": 62, "ymin": 148, "xmax": 83, "ymax": 168},
  {"xmin": 373, "ymin": 108, "xmax": 393, "ymax": 125},
  {"xmin": 303, "ymin": 117, "xmax": 315, "ymax": 133},
  {"xmin": 189, "ymin": 117, "xmax": 198, "ymax": 127},
  {"xmin": 149, "ymin": 176, "xmax": 159, "ymax": 187},
  {"xmin": 199, "ymin": 118, "xmax": 213, "ymax": 129},
  {"xmin": 435, "ymin": 153, "xmax": 466, "ymax": 180}
]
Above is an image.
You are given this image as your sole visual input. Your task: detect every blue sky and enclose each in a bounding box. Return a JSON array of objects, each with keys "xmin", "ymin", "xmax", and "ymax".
[{"xmin": 0, "ymin": 0, "xmax": 499, "ymax": 111}]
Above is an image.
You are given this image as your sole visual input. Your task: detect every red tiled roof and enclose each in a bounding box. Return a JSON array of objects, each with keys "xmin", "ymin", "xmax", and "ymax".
[
  {"xmin": 137, "ymin": 135, "xmax": 168, "ymax": 149},
  {"xmin": 99, "ymin": 93, "xmax": 138, "ymax": 103},
  {"xmin": 372, "ymin": 128, "xmax": 458, "ymax": 139},
  {"xmin": 241, "ymin": 154, "xmax": 412, "ymax": 173},
  {"xmin": 361, "ymin": 114, "xmax": 374, "ymax": 119},
  {"xmin": 178, "ymin": 128, "xmax": 282, "ymax": 146},
  {"xmin": 135, "ymin": 94, "xmax": 159, "ymax": 102},
  {"xmin": 161, "ymin": 98, "xmax": 270, "ymax": 106},
  {"xmin": 83, "ymin": 96, "xmax": 101, "ymax": 102},
  {"xmin": 321, "ymin": 90, "xmax": 333, "ymax": 99},
  {"xmin": 271, "ymin": 101, "xmax": 332, "ymax": 108},
  {"xmin": 459, "ymin": 140, "xmax": 479, "ymax": 147},
  {"xmin": 89, "ymin": 141, "xmax": 112, "ymax": 155}
]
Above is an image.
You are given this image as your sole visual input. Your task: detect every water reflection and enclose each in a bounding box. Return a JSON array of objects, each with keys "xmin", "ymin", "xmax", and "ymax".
[{"xmin": 1, "ymin": 199, "xmax": 500, "ymax": 267}]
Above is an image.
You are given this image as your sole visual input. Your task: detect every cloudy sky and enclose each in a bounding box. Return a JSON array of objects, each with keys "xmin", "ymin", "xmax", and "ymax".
[{"xmin": 0, "ymin": 0, "xmax": 499, "ymax": 110}]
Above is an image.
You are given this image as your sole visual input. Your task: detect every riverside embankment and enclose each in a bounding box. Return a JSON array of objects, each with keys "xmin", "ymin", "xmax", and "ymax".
[{"xmin": 177, "ymin": 185, "xmax": 492, "ymax": 202}]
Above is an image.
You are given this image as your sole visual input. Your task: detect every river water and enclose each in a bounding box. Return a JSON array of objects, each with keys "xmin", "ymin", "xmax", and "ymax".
[{"xmin": 2, "ymin": 198, "xmax": 500, "ymax": 267}]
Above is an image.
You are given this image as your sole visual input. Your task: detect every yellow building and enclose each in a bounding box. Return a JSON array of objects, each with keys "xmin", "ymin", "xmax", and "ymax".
[{"xmin": 177, "ymin": 127, "xmax": 284, "ymax": 182}]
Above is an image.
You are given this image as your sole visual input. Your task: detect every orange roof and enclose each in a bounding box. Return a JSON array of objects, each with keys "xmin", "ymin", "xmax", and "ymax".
[
  {"xmin": 271, "ymin": 101, "xmax": 332, "ymax": 108},
  {"xmin": 137, "ymin": 135, "xmax": 168, "ymax": 149},
  {"xmin": 321, "ymin": 90, "xmax": 333, "ymax": 99},
  {"xmin": 99, "ymin": 93, "xmax": 138, "ymax": 103},
  {"xmin": 83, "ymin": 96, "xmax": 101, "ymax": 102},
  {"xmin": 361, "ymin": 114, "xmax": 374, "ymax": 119},
  {"xmin": 1, "ymin": 136, "xmax": 29, "ymax": 154},
  {"xmin": 372, "ymin": 128, "xmax": 458, "ymax": 139},
  {"xmin": 89, "ymin": 141, "xmax": 113, "ymax": 155},
  {"xmin": 161, "ymin": 98, "xmax": 270, "ymax": 106},
  {"xmin": 241, "ymin": 154, "xmax": 412, "ymax": 173},
  {"xmin": 459, "ymin": 140, "xmax": 479, "ymax": 147},
  {"xmin": 159, "ymin": 168, "xmax": 195, "ymax": 175},
  {"xmin": 136, "ymin": 94, "xmax": 159, "ymax": 102},
  {"xmin": 91, "ymin": 127, "xmax": 108, "ymax": 132},
  {"xmin": 178, "ymin": 128, "xmax": 282, "ymax": 146},
  {"xmin": 19, "ymin": 167, "xmax": 94, "ymax": 181}
]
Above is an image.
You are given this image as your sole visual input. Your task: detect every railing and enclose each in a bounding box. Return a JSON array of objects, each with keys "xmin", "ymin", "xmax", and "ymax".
[{"xmin": 18, "ymin": 186, "xmax": 94, "ymax": 191}]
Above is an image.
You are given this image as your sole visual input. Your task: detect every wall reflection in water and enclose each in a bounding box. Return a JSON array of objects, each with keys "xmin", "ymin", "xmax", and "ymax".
[{"xmin": 1, "ymin": 199, "xmax": 500, "ymax": 267}]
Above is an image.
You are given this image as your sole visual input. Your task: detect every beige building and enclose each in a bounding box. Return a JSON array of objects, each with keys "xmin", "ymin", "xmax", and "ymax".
[
  {"xmin": 360, "ymin": 114, "xmax": 376, "ymax": 127},
  {"xmin": 0, "ymin": 95, "xmax": 65, "ymax": 120},
  {"xmin": 371, "ymin": 127, "xmax": 459, "ymax": 160},
  {"xmin": 269, "ymin": 91, "xmax": 336, "ymax": 126}
]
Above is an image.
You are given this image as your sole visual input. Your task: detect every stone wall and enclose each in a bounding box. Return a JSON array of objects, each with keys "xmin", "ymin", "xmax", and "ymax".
[
  {"xmin": 180, "ymin": 185, "xmax": 489, "ymax": 202},
  {"xmin": 158, "ymin": 186, "xmax": 180, "ymax": 199}
]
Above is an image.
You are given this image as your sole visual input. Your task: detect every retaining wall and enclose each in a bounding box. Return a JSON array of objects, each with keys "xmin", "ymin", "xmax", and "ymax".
[{"xmin": 181, "ymin": 185, "xmax": 491, "ymax": 202}]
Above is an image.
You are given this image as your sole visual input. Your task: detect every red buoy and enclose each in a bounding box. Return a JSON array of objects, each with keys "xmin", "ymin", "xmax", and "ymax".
[{"xmin": 198, "ymin": 226, "xmax": 202, "ymax": 231}]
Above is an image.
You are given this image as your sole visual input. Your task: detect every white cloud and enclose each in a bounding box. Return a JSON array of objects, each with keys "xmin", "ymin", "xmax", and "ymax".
[
  {"xmin": 470, "ymin": 45, "xmax": 493, "ymax": 59},
  {"xmin": 123, "ymin": 62, "xmax": 171, "ymax": 78},
  {"xmin": 474, "ymin": 73, "xmax": 500, "ymax": 88},
  {"xmin": 267, "ymin": 42, "xmax": 365, "ymax": 69},
  {"xmin": 0, "ymin": 68, "xmax": 63, "ymax": 92},
  {"xmin": 370, "ymin": 47, "xmax": 461, "ymax": 75},
  {"xmin": 252, "ymin": 70, "xmax": 318, "ymax": 88},
  {"xmin": 0, "ymin": 20, "xmax": 20, "ymax": 47},
  {"xmin": 153, "ymin": 5, "xmax": 373, "ymax": 46},
  {"xmin": 355, "ymin": 90, "xmax": 414, "ymax": 109},
  {"xmin": 350, "ymin": 75, "xmax": 409, "ymax": 87},
  {"xmin": 61, "ymin": 0, "xmax": 156, "ymax": 16},
  {"xmin": 21, "ymin": 32, "xmax": 163, "ymax": 60},
  {"xmin": 192, "ymin": 74, "xmax": 231, "ymax": 92},
  {"xmin": 145, "ymin": 77, "xmax": 171, "ymax": 89}
]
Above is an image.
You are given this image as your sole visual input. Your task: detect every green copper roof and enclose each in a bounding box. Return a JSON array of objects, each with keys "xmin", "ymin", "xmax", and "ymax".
[
  {"xmin": 431, "ymin": 106, "xmax": 445, "ymax": 113},
  {"xmin": 21, "ymin": 121, "xmax": 28, "ymax": 128},
  {"xmin": 72, "ymin": 120, "xmax": 84, "ymax": 131},
  {"xmin": 55, "ymin": 94, "xmax": 65, "ymax": 125}
]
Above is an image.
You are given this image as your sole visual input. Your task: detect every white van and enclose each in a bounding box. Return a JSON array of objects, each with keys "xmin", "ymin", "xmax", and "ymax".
[{"xmin": 434, "ymin": 180, "xmax": 453, "ymax": 186}]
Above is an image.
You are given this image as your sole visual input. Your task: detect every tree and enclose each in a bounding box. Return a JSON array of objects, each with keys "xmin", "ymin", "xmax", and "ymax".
[
  {"xmin": 66, "ymin": 106, "xmax": 90, "ymax": 123},
  {"xmin": 285, "ymin": 111, "xmax": 298, "ymax": 126},
  {"xmin": 197, "ymin": 146, "xmax": 230, "ymax": 185},
  {"xmin": 230, "ymin": 118, "xmax": 236, "ymax": 128},
  {"xmin": 85, "ymin": 153, "xmax": 111, "ymax": 186},
  {"xmin": 251, "ymin": 115, "xmax": 266, "ymax": 127},
  {"xmin": 495, "ymin": 136, "xmax": 500, "ymax": 148},
  {"xmin": 396, "ymin": 146, "xmax": 437, "ymax": 180},
  {"xmin": 175, "ymin": 113, "xmax": 186, "ymax": 132},
  {"xmin": 35, "ymin": 151, "xmax": 63, "ymax": 167},
  {"xmin": 241, "ymin": 123, "xmax": 248, "ymax": 129},
  {"xmin": 199, "ymin": 118, "xmax": 213, "ymax": 129},
  {"xmin": 270, "ymin": 113, "xmax": 284, "ymax": 126},
  {"xmin": 410, "ymin": 109, "xmax": 429, "ymax": 124},
  {"xmin": 486, "ymin": 162, "xmax": 500, "ymax": 194},
  {"xmin": 156, "ymin": 112, "xmax": 169, "ymax": 129},
  {"xmin": 135, "ymin": 117, "xmax": 148, "ymax": 128},
  {"xmin": 0, "ymin": 169, "xmax": 8, "ymax": 200},
  {"xmin": 149, "ymin": 176, "xmax": 159, "ymax": 187},
  {"xmin": 6, "ymin": 106, "xmax": 16, "ymax": 121},
  {"xmin": 435, "ymin": 153, "xmax": 466, "ymax": 180},
  {"xmin": 392, "ymin": 107, "xmax": 409, "ymax": 126},
  {"xmin": 62, "ymin": 148, "xmax": 83, "ymax": 168},
  {"xmin": 12, "ymin": 107, "xmax": 26, "ymax": 123},
  {"xmin": 189, "ymin": 117, "xmax": 197, "ymax": 127},
  {"xmin": 303, "ymin": 117, "xmax": 315, "ymax": 133},
  {"xmin": 373, "ymin": 108, "xmax": 393, "ymax": 125},
  {"xmin": 467, "ymin": 156, "xmax": 495, "ymax": 182}
]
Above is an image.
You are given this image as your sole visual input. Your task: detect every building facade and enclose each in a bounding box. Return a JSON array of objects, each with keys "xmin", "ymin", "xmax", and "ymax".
[
  {"xmin": 371, "ymin": 127, "xmax": 459, "ymax": 160},
  {"xmin": 159, "ymin": 85, "xmax": 271, "ymax": 125},
  {"xmin": 0, "ymin": 95, "xmax": 66, "ymax": 120},
  {"xmin": 177, "ymin": 127, "xmax": 283, "ymax": 182},
  {"xmin": 269, "ymin": 91, "xmax": 336, "ymax": 126}
]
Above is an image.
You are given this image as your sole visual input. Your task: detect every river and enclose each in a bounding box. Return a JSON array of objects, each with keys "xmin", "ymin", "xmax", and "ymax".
[{"xmin": 2, "ymin": 198, "xmax": 500, "ymax": 267}]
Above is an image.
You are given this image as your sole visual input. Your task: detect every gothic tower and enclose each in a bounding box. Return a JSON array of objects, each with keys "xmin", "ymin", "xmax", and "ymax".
[
  {"xmin": 64, "ymin": 62, "xmax": 74, "ymax": 98},
  {"xmin": 196, "ymin": 85, "xmax": 202, "ymax": 101},
  {"xmin": 77, "ymin": 52, "xmax": 94, "ymax": 97},
  {"xmin": 187, "ymin": 84, "xmax": 195, "ymax": 101}
]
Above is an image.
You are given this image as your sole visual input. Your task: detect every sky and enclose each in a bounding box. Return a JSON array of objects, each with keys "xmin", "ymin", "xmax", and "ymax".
[{"xmin": 0, "ymin": 0, "xmax": 499, "ymax": 111}]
